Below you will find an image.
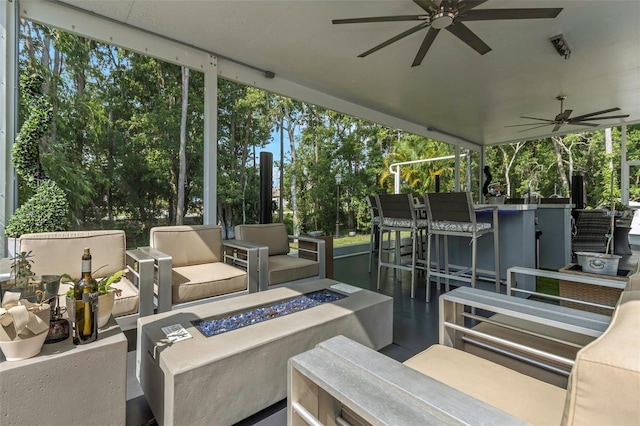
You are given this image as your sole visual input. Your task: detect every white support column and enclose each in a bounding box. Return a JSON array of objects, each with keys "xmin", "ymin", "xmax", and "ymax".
[
  {"xmin": 203, "ymin": 60, "xmax": 218, "ymax": 225},
  {"xmin": 466, "ymin": 149, "xmax": 472, "ymax": 193},
  {"xmin": 480, "ymin": 147, "xmax": 486, "ymax": 202},
  {"xmin": 621, "ymin": 125, "xmax": 629, "ymax": 205},
  {"xmin": 454, "ymin": 145, "xmax": 461, "ymax": 192},
  {"xmin": 1, "ymin": 0, "xmax": 18, "ymax": 257}
]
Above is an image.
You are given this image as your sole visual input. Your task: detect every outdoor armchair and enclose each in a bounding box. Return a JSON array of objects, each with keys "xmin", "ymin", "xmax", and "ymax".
[
  {"xmin": 571, "ymin": 208, "xmax": 610, "ymax": 254},
  {"xmin": 145, "ymin": 225, "xmax": 259, "ymax": 312},
  {"xmin": 289, "ymin": 277, "xmax": 640, "ymax": 425},
  {"xmin": 18, "ymin": 230, "xmax": 155, "ymax": 324},
  {"xmin": 233, "ymin": 223, "xmax": 325, "ymax": 290}
]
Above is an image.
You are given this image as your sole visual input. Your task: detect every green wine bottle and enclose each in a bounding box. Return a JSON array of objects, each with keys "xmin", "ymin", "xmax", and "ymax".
[{"xmin": 73, "ymin": 248, "xmax": 98, "ymax": 344}]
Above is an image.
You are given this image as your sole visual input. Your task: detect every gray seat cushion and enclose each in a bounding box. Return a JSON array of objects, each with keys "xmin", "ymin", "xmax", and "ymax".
[{"xmin": 431, "ymin": 220, "xmax": 491, "ymax": 232}]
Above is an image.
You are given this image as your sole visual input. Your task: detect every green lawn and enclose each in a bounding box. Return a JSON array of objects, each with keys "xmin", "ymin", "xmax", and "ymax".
[
  {"xmin": 536, "ymin": 276, "xmax": 560, "ymax": 296},
  {"xmin": 332, "ymin": 233, "xmax": 370, "ymax": 247}
]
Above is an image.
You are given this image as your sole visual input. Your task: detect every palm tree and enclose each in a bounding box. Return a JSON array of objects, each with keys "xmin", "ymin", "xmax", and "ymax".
[{"xmin": 379, "ymin": 134, "xmax": 454, "ymax": 194}]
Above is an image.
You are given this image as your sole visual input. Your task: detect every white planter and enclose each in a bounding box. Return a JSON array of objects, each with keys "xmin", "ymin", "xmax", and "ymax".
[
  {"xmin": 97, "ymin": 291, "xmax": 115, "ymax": 328},
  {"xmin": 575, "ymin": 252, "xmax": 621, "ymax": 276},
  {"xmin": 0, "ymin": 303, "xmax": 51, "ymax": 361}
]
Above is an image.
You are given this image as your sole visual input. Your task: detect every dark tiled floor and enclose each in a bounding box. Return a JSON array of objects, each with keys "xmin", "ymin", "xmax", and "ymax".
[{"xmin": 126, "ymin": 245, "xmax": 640, "ymax": 425}]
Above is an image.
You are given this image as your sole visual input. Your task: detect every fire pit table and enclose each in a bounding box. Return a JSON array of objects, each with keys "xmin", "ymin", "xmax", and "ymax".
[{"xmin": 136, "ymin": 279, "xmax": 392, "ymax": 425}]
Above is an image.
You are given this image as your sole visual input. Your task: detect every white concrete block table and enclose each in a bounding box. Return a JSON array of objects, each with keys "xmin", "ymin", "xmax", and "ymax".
[
  {"xmin": 0, "ymin": 318, "xmax": 127, "ymax": 425},
  {"xmin": 136, "ymin": 279, "xmax": 393, "ymax": 425}
]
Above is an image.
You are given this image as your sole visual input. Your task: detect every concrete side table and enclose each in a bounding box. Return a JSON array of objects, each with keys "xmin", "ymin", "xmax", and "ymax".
[{"xmin": 0, "ymin": 317, "xmax": 127, "ymax": 425}]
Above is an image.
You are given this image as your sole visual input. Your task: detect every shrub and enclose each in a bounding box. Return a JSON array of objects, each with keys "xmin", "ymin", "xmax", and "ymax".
[{"xmin": 5, "ymin": 180, "xmax": 70, "ymax": 237}]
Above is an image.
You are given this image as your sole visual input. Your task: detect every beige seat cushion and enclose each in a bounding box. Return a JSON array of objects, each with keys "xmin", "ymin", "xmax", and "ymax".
[
  {"xmin": 465, "ymin": 314, "xmax": 597, "ymax": 387},
  {"xmin": 268, "ymin": 255, "xmax": 319, "ymax": 286},
  {"xmin": 150, "ymin": 225, "xmax": 223, "ymax": 267},
  {"xmin": 234, "ymin": 223, "xmax": 290, "ymax": 256},
  {"xmin": 562, "ymin": 289, "xmax": 640, "ymax": 425},
  {"xmin": 170, "ymin": 263, "xmax": 247, "ymax": 304},
  {"xmin": 20, "ymin": 230, "xmax": 127, "ymax": 278},
  {"xmin": 111, "ymin": 276, "xmax": 139, "ymax": 317},
  {"xmin": 404, "ymin": 344, "xmax": 566, "ymax": 425}
]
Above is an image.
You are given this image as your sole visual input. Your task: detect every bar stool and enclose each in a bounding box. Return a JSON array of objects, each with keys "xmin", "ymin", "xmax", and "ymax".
[
  {"xmin": 375, "ymin": 194, "xmax": 429, "ymax": 298},
  {"xmin": 423, "ymin": 192, "xmax": 500, "ymax": 301}
]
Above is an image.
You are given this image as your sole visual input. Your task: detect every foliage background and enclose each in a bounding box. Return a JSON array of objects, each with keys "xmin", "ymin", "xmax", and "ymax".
[{"xmin": 13, "ymin": 21, "xmax": 640, "ymax": 246}]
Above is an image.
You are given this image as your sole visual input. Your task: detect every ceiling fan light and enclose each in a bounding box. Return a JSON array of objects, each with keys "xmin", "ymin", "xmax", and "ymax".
[
  {"xmin": 431, "ymin": 12, "xmax": 455, "ymax": 29},
  {"xmin": 550, "ymin": 34, "xmax": 571, "ymax": 59}
]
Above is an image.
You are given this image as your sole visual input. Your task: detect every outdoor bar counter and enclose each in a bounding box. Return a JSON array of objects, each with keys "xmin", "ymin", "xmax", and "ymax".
[{"xmin": 441, "ymin": 203, "xmax": 572, "ymax": 292}]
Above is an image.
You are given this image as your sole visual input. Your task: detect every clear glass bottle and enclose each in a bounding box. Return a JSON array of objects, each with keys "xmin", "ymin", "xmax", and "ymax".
[{"xmin": 73, "ymin": 248, "xmax": 98, "ymax": 344}]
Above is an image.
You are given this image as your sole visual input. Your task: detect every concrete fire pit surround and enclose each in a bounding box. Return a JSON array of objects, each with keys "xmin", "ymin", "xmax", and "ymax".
[{"xmin": 136, "ymin": 279, "xmax": 392, "ymax": 425}]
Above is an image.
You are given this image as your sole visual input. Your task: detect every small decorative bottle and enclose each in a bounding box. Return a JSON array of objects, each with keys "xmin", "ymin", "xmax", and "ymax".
[{"xmin": 73, "ymin": 248, "xmax": 98, "ymax": 344}]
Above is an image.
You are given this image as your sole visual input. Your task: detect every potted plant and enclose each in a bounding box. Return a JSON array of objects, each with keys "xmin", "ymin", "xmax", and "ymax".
[
  {"xmin": 0, "ymin": 251, "xmax": 51, "ymax": 361},
  {"xmin": 576, "ymin": 170, "xmax": 622, "ymax": 276},
  {"xmin": 63, "ymin": 268, "xmax": 125, "ymax": 328},
  {"xmin": 486, "ymin": 183, "xmax": 505, "ymax": 204}
]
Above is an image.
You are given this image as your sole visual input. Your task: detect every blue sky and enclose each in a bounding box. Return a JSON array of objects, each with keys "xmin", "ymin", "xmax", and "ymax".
[{"xmin": 262, "ymin": 130, "xmax": 291, "ymax": 186}]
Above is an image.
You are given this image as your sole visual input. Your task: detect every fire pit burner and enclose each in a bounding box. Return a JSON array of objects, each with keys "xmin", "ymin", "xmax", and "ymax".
[{"xmin": 192, "ymin": 289, "xmax": 346, "ymax": 337}]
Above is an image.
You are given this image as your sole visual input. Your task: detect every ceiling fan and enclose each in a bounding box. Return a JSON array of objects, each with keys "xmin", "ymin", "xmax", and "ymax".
[
  {"xmin": 506, "ymin": 96, "xmax": 630, "ymax": 133},
  {"xmin": 332, "ymin": 0, "xmax": 562, "ymax": 67}
]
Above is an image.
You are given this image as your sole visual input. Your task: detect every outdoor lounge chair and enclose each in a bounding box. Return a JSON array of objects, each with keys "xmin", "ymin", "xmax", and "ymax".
[
  {"xmin": 18, "ymin": 230, "xmax": 154, "ymax": 322},
  {"xmin": 289, "ymin": 274, "xmax": 640, "ymax": 425},
  {"xmin": 147, "ymin": 224, "xmax": 259, "ymax": 312},
  {"xmin": 233, "ymin": 223, "xmax": 325, "ymax": 290},
  {"xmin": 571, "ymin": 208, "xmax": 610, "ymax": 254}
]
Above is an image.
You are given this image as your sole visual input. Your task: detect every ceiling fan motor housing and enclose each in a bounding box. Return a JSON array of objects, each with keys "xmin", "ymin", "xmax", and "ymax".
[{"xmin": 431, "ymin": 11, "xmax": 456, "ymax": 29}]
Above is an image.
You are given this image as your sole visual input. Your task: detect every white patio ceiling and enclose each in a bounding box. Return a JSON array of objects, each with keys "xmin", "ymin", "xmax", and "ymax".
[{"xmin": 43, "ymin": 0, "xmax": 640, "ymax": 147}]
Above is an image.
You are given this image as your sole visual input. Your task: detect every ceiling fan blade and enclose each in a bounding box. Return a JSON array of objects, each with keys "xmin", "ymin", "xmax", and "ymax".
[
  {"xmin": 569, "ymin": 108, "xmax": 621, "ymax": 121},
  {"xmin": 446, "ymin": 22, "xmax": 491, "ymax": 55},
  {"xmin": 440, "ymin": 0, "xmax": 457, "ymax": 9},
  {"xmin": 573, "ymin": 114, "xmax": 630, "ymax": 121},
  {"xmin": 555, "ymin": 109, "xmax": 573, "ymax": 122},
  {"xmin": 566, "ymin": 122, "xmax": 599, "ymax": 127},
  {"xmin": 358, "ymin": 22, "xmax": 429, "ymax": 58},
  {"xmin": 515, "ymin": 123, "xmax": 553, "ymax": 133},
  {"xmin": 552, "ymin": 123, "xmax": 563, "ymax": 132},
  {"xmin": 520, "ymin": 116, "xmax": 555, "ymax": 123},
  {"xmin": 333, "ymin": 15, "xmax": 426, "ymax": 24},
  {"xmin": 413, "ymin": 0, "xmax": 439, "ymax": 14},
  {"xmin": 505, "ymin": 122, "xmax": 552, "ymax": 128},
  {"xmin": 457, "ymin": 1, "xmax": 489, "ymax": 14},
  {"xmin": 412, "ymin": 28, "xmax": 439, "ymax": 67},
  {"xmin": 460, "ymin": 8, "xmax": 563, "ymax": 21}
]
